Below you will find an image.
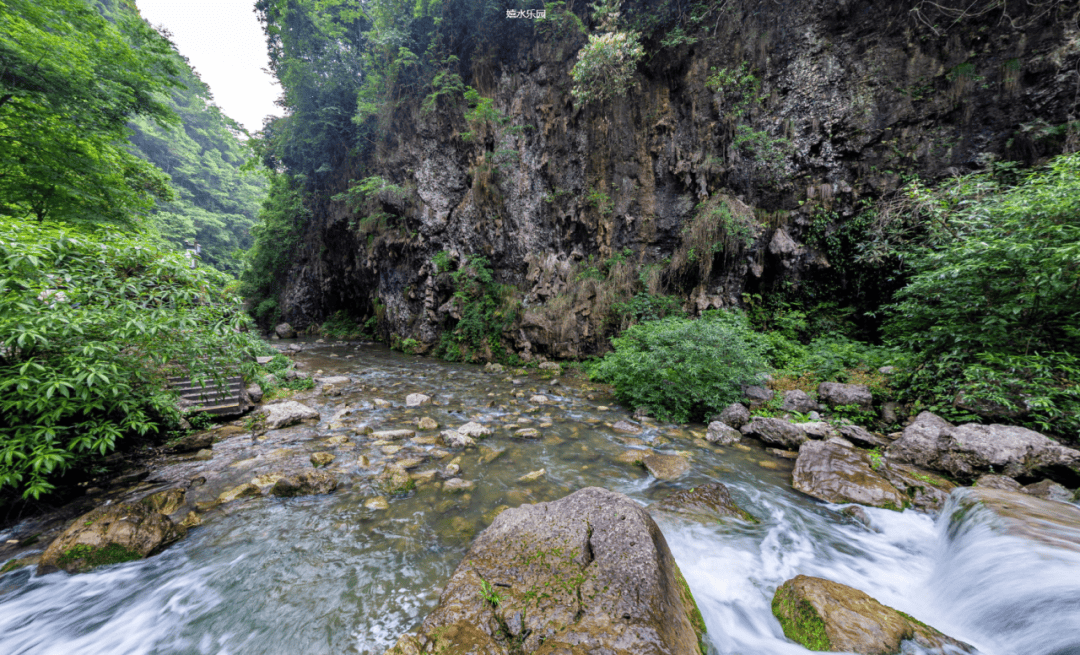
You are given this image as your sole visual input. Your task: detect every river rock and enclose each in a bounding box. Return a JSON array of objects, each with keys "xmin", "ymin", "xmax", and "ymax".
[
  {"xmin": 169, "ymin": 430, "xmax": 214, "ymax": 453},
  {"xmin": 246, "ymin": 383, "xmax": 264, "ymax": 403},
  {"xmin": 270, "ymin": 470, "xmax": 338, "ymax": 497},
  {"xmin": 39, "ymin": 501, "xmax": 186, "ymax": 574},
  {"xmin": 379, "ymin": 464, "xmax": 413, "ymax": 494},
  {"xmin": 706, "ymin": 421, "xmax": 741, "ymax": 445},
  {"xmin": 974, "ymin": 473, "xmax": 1023, "ymax": 491},
  {"xmin": 741, "ymin": 417, "xmax": 807, "ymax": 449},
  {"xmin": 538, "ymin": 361, "xmax": 561, "ymax": 373},
  {"xmin": 383, "ymin": 487, "xmax": 706, "ymax": 655},
  {"xmin": 877, "ymin": 461, "xmax": 956, "ymax": 513},
  {"xmin": 793, "ymin": 440, "xmax": 907, "ymax": 510},
  {"xmin": 518, "ymin": 469, "xmax": 546, "ymax": 483},
  {"xmin": 274, "ymin": 322, "xmax": 296, "ymax": 339},
  {"xmin": 418, "ymin": 416, "xmax": 439, "ymax": 430},
  {"xmin": 217, "ymin": 483, "xmax": 261, "ymax": 504},
  {"xmin": 406, "ymin": 393, "xmax": 432, "ymax": 407},
  {"xmin": 772, "ymin": 575, "xmax": 973, "ymax": 654},
  {"xmin": 886, "ymin": 412, "xmax": 1080, "ymax": 483},
  {"xmin": 256, "ymin": 355, "xmax": 275, "ymax": 365},
  {"xmin": 799, "ymin": 421, "xmax": 839, "ymax": 439},
  {"xmin": 837, "ymin": 424, "xmax": 891, "ymax": 449},
  {"xmin": 817, "ymin": 382, "xmax": 874, "ymax": 409},
  {"xmin": 743, "ymin": 385, "xmax": 775, "ymax": 407},
  {"xmin": 716, "ymin": 403, "xmax": 751, "ymax": 429},
  {"xmin": 781, "ymin": 389, "xmax": 819, "ymax": 413},
  {"xmin": 946, "ymin": 487, "xmax": 1080, "ymax": 550},
  {"xmin": 612, "ymin": 420, "xmax": 642, "ymax": 434},
  {"xmin": 440, "ymin": 430, "xmax": 476, "ymax": 448},
  {"xmin": 365, "ymin": 496, "xmax": 390, "ymax": 510},
  {"xmin": 143, "ymin": 488, "xmax": 185, "ymax": 515},
  {"xmin": 310, "ymin": 452, "xmax": 335, "ymax": 467},
  {"xmin": 442, "ymin": 477, "xmax": 475, "ymax": 493},
  {"xmin": 457, "ymin": 421, "xmax": 493, "ymax": 438},
  {"xmin": 514, "ymin": 428, "xmax": 541, "ymax": 439},
  {"xmin": 372, "ymin": 429, "xmax": 416, "ymax": 440},
  {"xmin": 1023, "ymin": 479, "xmax": 1074, "ymax": 502},
  {"xmin": 529, "ymin": 394, "xmax": 550, "ymax": 404},
  {"xmin": 643, "ymin": 453, "xmax": 691, "ymax": 480},
  {"xmin": 652, "ymin": 483, "xmax": 756, "ymax": 522},
  {"xmin": 259, "ymin": 401, "xmax": 320, "ymax": 430}
]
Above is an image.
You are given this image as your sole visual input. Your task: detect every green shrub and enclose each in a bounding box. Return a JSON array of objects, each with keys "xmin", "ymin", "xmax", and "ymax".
[
  {"xmin": 590, "ymin": 311, "xmax": 768, "ymax": 422},
  {"xmin": 885, "ymin": 153, "xmax": 1080, "ymax": 438},
  {"xmin": 570, "ymin": 30, "xmax": 644, "ymax": 106},
  {"xmin": 0, "ymin": 217, "xmax": 265, "ymax": 498},
  {"xmin": 437, "ymin": 256, "xmax": 519, "ymax": 363}
]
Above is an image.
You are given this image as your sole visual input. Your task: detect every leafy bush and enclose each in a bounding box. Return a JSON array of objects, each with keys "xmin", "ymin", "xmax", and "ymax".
[
  {"xmin": 590, "ymin": 311, "xmax": 768, "ymax": 422},
  {"xmin": 885, "ymin": 153, "xmax": 1080, "ymax": 438},
  {"xmin": 0, "ymin": 218, "xmax": 265, "ymax": 498},
  {"xmin": 437, "ymin": 256, "xmax": 519, "ymax": 363},
  {"xmin": 570, "ymin": 30, "xmax": 645, "ymax": 106}
]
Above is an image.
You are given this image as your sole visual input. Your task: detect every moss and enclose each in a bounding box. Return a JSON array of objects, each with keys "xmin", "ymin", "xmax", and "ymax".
[
  {"xmin": 55, "ymin": 542, "xmax": 143, "ymax": 572},
  {"xmin": 675, "ymin": 568, "xmax": 708, "ymax": 654},
  {"xmin": 1, "ymin": 559, "xmax": 23, "ymax": 574},
  {"xmin": 772, "ymin": 584, "xmax": 831, "ymax": 651}
]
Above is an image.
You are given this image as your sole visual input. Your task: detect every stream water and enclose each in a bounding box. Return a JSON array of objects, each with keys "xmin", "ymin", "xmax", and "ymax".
[{"xmin": 1, "ymin": 341, "xmax": 1077, "ymax": 655}]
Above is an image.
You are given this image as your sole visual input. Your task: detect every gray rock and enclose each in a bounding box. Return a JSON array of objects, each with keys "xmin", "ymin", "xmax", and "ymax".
[
  {"xmin": 440, "ymin": 430, "xmax": 476, "ymax": 449},
  {"xmin": 780, "ymin": 389, "xmax": 819, "ymax": 413},
  {"xmin": 799, "ymin": 421, "xmax": 839, "ymax": 439},
  {"xmin": 246, "ymin": 383, "xmax": 264, "ymax": 403},
  {"xmin": 442, "ymin": 477, "xmax": 475, "ymax": 492},
  {"xmin": 258, "ymin": 401, "xmax": 320, "ymax": 430},
  {"xmin": 371, "ymin": 429, "xmax": 416, "ymax": 440},
  {"xmin": 406, "ymin": 393, "xmax": 432, "ymax": 407},
  {"xmin": 1023, "ymin": 479, "xmax": 1074, "ymax": 503},
  {"xmin": 705, "ymin": 421, "xmax": 741, "ymax": 445},
  {"xmin": 642, "ymin": 453, "xmax": 691, "ymax": 480},
  {"xmin": 287, "ymin": 343, "xmax": 303, "ymax": 353},
  {"xmin": 38, "ymin": 501, "xmax": 186, "ymax": 574},
  {"xmin": 271, "ymin": 470, "xmax": 338, "ymax": 497},
  {"xmin": 817, "ymin": 382, "xmax": 873, "ymax": 409},
  {"xmin": 652, "ymin": 483, "xmax": 756, "ymax": 522},
  {"xmin": 483, "ymin": 362, "xmax": 504, "ymax": 373},
  {"xmin": 384, "ymin": 487, "xmax": 706, "ymax": 655},
  {"xmin": 793, "ymin": 440, "xmax": 907, "ymax": 510},
  {"xmin": 456, "ymin": 421, "xmax": 493, "ymax": 438},
  {"xmin": 887, "ymin": 412, "xmax": 1080, "ymax": 483},
  {"xmin": 310, "ymin": 452, "xmax": 335, "ymax": 467},
  {"xmin": 742, "ymin": 385, "xmax": 775, "ymax": 407},
  {"xmin": 741, "ymin": 417, "xmax": 808, "ymax": 449},
  {"xmin": 948, "ymin": 487, "xmax": 1080, "ymax": 551},
  {"xmin": 974, "ymin": 474, "xmax": 1024, "ymax": 492},
  {"xmin": 274, "ymin": 322, "xmax": 296, "ymax": 339},
  {"xmin": 878, "ymin": 365, "xmax": 896, "ymax": 374},
  {"xmin": 314, "ymin": 375, "xmax": 351, "ymax": 386},
  {"xmin": 256, "ymin": 356, "xmax": 275, "ymax": 365},
  {"xmin": 773, "ymin": 575, "xmax": 973, "ymax": 654},
  {"xmin": 836, "ymin": 424, "xmax": 891, "ymax": 449},
  {"xmin": 716, "ymin": 403, "xmax": 751, "ymax": 429},
  {"xmin": 880, "ymin": 401, "xmax": 901, "ymax": 425},
  {"xmin": 169, "ymin": 431, "xmax": 214, "ymax": 453},
  {"xmin": 612, "ymin": 420, "xmax": 642, "ymax": 434}
]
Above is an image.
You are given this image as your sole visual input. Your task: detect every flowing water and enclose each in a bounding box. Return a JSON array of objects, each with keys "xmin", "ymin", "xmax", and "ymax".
[{"xmin": 1, "ymin": 341, "xmax": 1078, "ymax": 655}]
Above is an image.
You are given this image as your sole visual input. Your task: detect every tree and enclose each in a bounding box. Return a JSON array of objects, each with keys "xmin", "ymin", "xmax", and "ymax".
[{"xmin": 0, "ymin": 0, "xmax": 181, "ymax": 226}]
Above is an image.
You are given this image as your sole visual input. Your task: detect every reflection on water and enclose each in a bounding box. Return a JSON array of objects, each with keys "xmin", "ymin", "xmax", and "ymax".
[{"xmin": 1, "ymin": 341, "xmax": 1077, "ymax": 655}]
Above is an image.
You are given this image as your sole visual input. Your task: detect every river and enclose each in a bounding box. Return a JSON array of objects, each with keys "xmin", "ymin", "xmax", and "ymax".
[{"xmin": 1, "ymin": 341, "xmax": 1077, "ymax": 655}]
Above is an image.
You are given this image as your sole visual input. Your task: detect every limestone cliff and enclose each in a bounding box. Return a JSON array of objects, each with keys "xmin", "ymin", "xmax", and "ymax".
[{"xmin": 275, "ymin": 0, "xmax": 1079, "ymax": 358}]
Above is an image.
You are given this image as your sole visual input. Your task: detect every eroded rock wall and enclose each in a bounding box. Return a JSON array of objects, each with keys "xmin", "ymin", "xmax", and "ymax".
[{"xmin": 277, "ymin": 0, "xmax": 1079, "ymax": 357}]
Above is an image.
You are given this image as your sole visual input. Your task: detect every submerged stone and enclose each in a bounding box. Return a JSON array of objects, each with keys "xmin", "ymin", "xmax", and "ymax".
[
  {"xmin": 643, "ymin": 452, "xmax": 691, "ymax": 480},
  {"xmin": 652, "ymin": 483, "xmax": 756, "ymax": 523}
]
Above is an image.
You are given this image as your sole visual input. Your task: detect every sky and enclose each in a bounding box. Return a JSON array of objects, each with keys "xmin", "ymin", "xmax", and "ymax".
[{"xmin": 136, "ymin": 0, "xmax": 283, "ymax": 133}]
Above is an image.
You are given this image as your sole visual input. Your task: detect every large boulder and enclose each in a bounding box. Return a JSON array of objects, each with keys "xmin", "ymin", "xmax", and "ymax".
[
  {"xmin": 742, "ymin": 385, "xmax": 775, "ymax": 408},
  {"xmin": 258, "ymin": 401, "xmax": 320, "ymax": 430},
  {"xmin": 384, "ymin": 487, "xmax": 707, "ymax": 655},
  {"xmin": 836, "ymin": 424, "xmax": 891, "ymax": 449},
  {"xmin": 780, "ymin": 389, "xmax": 819, "ymax": 413},
  {"xmin": 887, "ymin": 412, "xmax": 1080, "ymax": 483},
  {"xmin": 715, "ymin": 403, "xmax": 751, "ymax": 429},
  {"xmin": 39, "ymin": 501, "xmax": 186, "ymax": 574},
  {"xmin": 741, "ymin": 417, "xmax": 808, "ymax": 449},
  {"xmin": 274, "ymin": 322, "xmax": 296, "ymax": 339},
  {"xmin": 652, "ymin": 483, "xmax": 756, "ymax": 523},
  {"xmin": 705, "ymin": 421, "xmax": 741, "ymax": 445},
  {"xmin": 772, "ymin": 575, "xmax": 973, "ymax": 654},
  {"xmin": 792, "ymin": 440, "xmax": 907, "ymax": 510},
  {"xmin": 817, "ymin": 382, "xmax": 873, "ymax": 409}
]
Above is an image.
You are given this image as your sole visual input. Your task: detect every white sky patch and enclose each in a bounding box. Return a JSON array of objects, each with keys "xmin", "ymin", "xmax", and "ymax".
[{"xmin": 136, "ymin": 0, "xmax": 283, "ymax": 133}]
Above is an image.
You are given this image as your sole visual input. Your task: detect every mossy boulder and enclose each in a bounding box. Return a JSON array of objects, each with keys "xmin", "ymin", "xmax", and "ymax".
[
  {"xmin": 384, "ymin": 487, "xmax": 706, "ymax": 655},
  {"xmin": 38, "ymin": 501, "xmax": 186, "ymax": 574},
  {"xmin": 270, "ymin": 470, "xmax": 339, "ymax": 497},
  {"xmin": 652, "ymin": 483, "xmax": 757, "ymax": 523},
  {"xmin": 792, "ymin": 440, "xmax": 907, "ymax": 511},
  {"xmin": 772, "ymin": 575, "xmax": 973, "ymax": 654}
]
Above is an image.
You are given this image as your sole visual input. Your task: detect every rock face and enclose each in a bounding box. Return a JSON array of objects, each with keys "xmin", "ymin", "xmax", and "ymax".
[
  {"xmin": 39, "ymin": 501, "xmax": 186, "ymax": 574},
  {"xmin": 793, "ymin": 440, "xmax": 907, "ymax": 510},
  {"xmin": 705, "ymin": 421, "xmax": 741, "ymax": 445},
  {"xmin": 887, "ymin": 412, "xmax": 1080, "ymax": 483},
  {"xmin": 652, "ymin": 483, "xmax": 756, "ymax": 523},
  {"xmin": 741, "ymin": 417, "xmax": 807, "ymax": 449},
  {"xmin": 258, "ymin": 401, "xmax": 320, "ymax": 430},
  {"xmin": 772, "ymin": 575, "xmax": 973, "ymax": 654},
  {"xmin": 384, "ymin": 487, "xmax": 706, "ymax": 655},
  {"xmin": 274, "ymin": 322, "xmax": 296, "ymax": 339},
  {"xmin": 817, "ymin": 382, "xmax": 873, "ymax": 409}
]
